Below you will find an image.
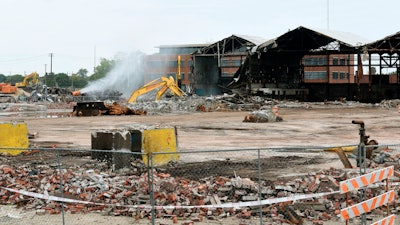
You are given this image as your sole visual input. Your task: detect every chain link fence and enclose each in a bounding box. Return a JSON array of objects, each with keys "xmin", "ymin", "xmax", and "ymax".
[{"xmin": 0, "ymin": 144, "xmax": 399, "ymax": 225}]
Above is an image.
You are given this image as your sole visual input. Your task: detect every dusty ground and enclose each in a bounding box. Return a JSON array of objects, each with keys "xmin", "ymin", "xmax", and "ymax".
[
  {"xmin": 1, "ymin": 104, "xmax": 400, "ymax": 225},
  {"xmin": 21, "ymin": 105, "xmax": 400, "ymax": 178},
  {"xmin": 18, "ymin": 105, "xmax": 400, "ymax": 150}
]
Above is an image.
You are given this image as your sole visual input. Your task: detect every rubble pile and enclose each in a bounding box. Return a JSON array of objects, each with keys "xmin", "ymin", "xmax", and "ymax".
[
  {"xmin": 3, "ymin": 92, "xmax": 400, "ymax": 118},
  {"xmin": 379, "ymin": 99, "xmax": 400, "ymax": 109},
  {"xmin": 126, "ymin": 96, "xmax": 400, "ymax": 115},
  {"xmin": 126, "ymin": 94, "xmax": 289, "ymax": 115},
  {"xmin": 243, "ymin": 109, "xmax": 283, "ymax": 123},
  {"xmin": 0, "ymin": 162, "xmax": 399, "ymax": 223}
]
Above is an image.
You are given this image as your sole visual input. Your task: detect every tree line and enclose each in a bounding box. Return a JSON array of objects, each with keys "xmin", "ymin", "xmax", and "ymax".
[{"xmin": 0, "ymin": 58, "xmax": 115, "ymax": 89}]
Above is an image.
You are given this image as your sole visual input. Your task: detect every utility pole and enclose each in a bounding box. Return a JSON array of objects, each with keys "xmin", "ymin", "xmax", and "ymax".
[
  {"xmin": 327, "ymin": 0, "xmax": 330, "ymax": 30},
  {"xmin": 93, "ymin": 46, "xmax": 96, "ymax": 73},
  {"xmin": 49, "ymin": 53, "xmax": 53, "ymax": 75},
  {"xmin": 44, "ymin": 64, "xmax": 47, "ymax": 86}
]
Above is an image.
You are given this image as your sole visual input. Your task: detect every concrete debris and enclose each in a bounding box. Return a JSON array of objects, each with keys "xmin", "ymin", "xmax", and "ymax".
[
  {"xmin": 2, "ymin": 93, "xmax": 400, "ymax": 118},
  {"xmin": 243, "ymin": 109, "xmax": 283, "ymax": 123},
  {"xmin": 379, "ymin": 99, "xmax": 400, "ymax": 109},
  {"xmin": 0, "ymin": 162, "xmax": 399, "ymax": 224},
  {"xmin": 116, "ymin": 97, "xmax": 400, "ymax": 116}
]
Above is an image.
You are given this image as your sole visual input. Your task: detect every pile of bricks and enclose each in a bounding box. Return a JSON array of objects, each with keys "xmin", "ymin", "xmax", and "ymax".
[{"xmin": 0, "ymin": 163, "xmax": 399, "ymax": 224}]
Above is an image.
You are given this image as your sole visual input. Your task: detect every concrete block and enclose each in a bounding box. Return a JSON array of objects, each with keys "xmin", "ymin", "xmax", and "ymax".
[{"xmin": 91, "ymin": 130, "xmax": 132, "ymax": 170}]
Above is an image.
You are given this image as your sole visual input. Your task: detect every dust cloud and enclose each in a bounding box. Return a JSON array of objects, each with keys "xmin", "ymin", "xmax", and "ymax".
[{"xmin": 79, "ymin": 51, "xmax": 145, "ymax": 98}]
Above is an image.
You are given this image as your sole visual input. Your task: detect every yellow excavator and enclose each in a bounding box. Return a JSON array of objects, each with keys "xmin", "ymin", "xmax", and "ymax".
[
  {"xmin": 16, "ymin": 72, "xmax": 39, "ymax": 88},
  {"xmin": 72, "ymin": 76, "xmax": 185, "ymax": 116},
  {"xmin": 127, "ymin": 76, "xmax": 185, "ymax": 103}
]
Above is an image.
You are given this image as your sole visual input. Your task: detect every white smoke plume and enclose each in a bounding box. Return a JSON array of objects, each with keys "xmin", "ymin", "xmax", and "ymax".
[{"xmin": 79, "ymin": 51, "xmax": 145, "ymax": 98}]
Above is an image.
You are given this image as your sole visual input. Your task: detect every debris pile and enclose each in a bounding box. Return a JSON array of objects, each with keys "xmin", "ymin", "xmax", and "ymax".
[
  {"xmin": 243, "ymin": 109, "xmax": 283, "ymax": 123},
  {"xmin": 125, "ymin": 97, "xmax": 400, "ymax": 115},
  {"xmin": 0, "ymin": 162, "xmax": 399, "ymax": 223},
  {"xmin": 3, "ymin": 92, "xmax": 400, "ymax": 118}
]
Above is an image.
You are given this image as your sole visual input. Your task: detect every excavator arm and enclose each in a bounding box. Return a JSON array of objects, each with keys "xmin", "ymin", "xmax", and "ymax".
[
  {"xmin": 16, "ymin": 72, "xmax": 39, "ymax": 88},
  {"xmin": 128, "ymin": 80, "xmax": 166, "ymax": 103},
  {"xmin": 128, "ymin": 76, "xmax": 185, "ymax": 103}
]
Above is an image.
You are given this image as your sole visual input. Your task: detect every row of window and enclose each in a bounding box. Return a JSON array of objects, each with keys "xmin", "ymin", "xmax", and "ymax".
[
  {"xmin": 147, "ymin": 59, "xmax": 243, "ymax": 68},
  {"xmin": 304, "ymin": 58, "xmax": 327, "ymax": 66},
  {"xmin": 148, "ymin": 57, "xmax": 350, "ymax": 68},
  {"xmin": 304, "ymin": 57, "xmax": 349, "ymax": 66},
  {"xmin": 147, "ymin": 60, "xmax": 193, "ymax": 68},
  {"xmin": 147, "ymin": 73, "xmax": 189, "ymax": 81},
  {"xmin": 332, "ymin": 72, "xmax": 350, "ymax": 79},
  {"xmin": 221, "ymin": 72, "xmax": 236, "ymax": 77},
  {"xmin": 221, "ymin": 60, "xmax": 242, "ymax": 67},
  {"xmin": 304, "ymin": 71, "xmax": 350, "ymax": 80},
  {"xmin": 147, "ymin": 72, "xmax": 235, "ymax": 80},
  {"xmin": 159, "ymin": 47, "xmax": 203, "ymax": 55}
]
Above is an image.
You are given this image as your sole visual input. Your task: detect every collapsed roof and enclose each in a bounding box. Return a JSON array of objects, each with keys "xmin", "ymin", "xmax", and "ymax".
[
  {"xmin": 257, "ymin": 26, "xmax": 370, "ymax": 54},
  {"xmin": 198, "ymin": 34, "xmax": 267, "ymax": 55},
  {"xmin": 364, "ymin": 31, "xmax": 400, "ymax": 54},
  {"xmin": 227, "ymin": 26, "xmax": 371, "ymax": 92}
]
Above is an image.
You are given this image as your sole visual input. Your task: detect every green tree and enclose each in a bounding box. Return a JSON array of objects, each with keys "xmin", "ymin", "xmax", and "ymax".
[
  {"xmin": 76, "ymin": 68, "xmax": 88, "ymax": 78},
  {"xmin": 55, "ymin": 73, "xmax": 71, "ymax": 87},
  {"xmin": 89, "ymin": 58, "xmax": 115, "ymax": 81},
  {"xmin": 70, "ymin": 73, "xmax": 88, "ymax": 88},
  {"xmin": 9, "ymin": 74, "xmax": 24, "ymax": 85},
  {"xmin": 44, "ymin": 73, "xmax": 57, "ymax": 87},
  {"xmin": 0, "ymin": 74, "xmax": 7, "ymax": 82}
]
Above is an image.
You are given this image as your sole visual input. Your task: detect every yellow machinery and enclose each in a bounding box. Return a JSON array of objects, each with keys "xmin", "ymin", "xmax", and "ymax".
[
  {"xmin": 176, "ymin": 55, "xmax": 181, "ymax": 86},
  {"xmin": 16, "ymin": 72, "xmax": 39, "ymax": 88},
  {"xmin": 0, "ymin": 122, "xmax": 29, "ymax": 156},
  {"xmin": 128, "ymin": 76, "xmax": 185, "ymax": 103}
]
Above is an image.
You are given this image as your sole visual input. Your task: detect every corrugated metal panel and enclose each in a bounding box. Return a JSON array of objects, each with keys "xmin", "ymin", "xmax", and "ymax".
[
  {"xmin": 233, "ymin": 34, "xmax": 268, "ymax": 46},
  {"xmin": 305, "ymin": 26, "xmax": 371, "ymax": 47},
  {"xmin": 257, "ymin": 26, "xmax": 370, "ymax": 52}
]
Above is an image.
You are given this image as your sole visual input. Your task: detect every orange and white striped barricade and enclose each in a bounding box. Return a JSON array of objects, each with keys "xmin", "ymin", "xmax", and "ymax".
[
  {"xmin": 340, "ymin": 166, "xmax": 394, "ymax": 194},
  {"xmin": 370, "ymin": 214, "xmax": 395, "ymax": 225},
  {"xmin": 340, "ymin": 190, "xmax": 395, "ymax": 221}
]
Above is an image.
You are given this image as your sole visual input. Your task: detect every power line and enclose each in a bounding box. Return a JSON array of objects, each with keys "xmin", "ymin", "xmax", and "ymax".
[{"xmin": 0, "ymin": 54, "xmax": 47, "ymax": 63}]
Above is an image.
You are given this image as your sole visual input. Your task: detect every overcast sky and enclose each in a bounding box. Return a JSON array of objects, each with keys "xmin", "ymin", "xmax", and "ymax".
[{"xmin": 0, "ymin": 0, "xmax": 398, "ymax": 75}]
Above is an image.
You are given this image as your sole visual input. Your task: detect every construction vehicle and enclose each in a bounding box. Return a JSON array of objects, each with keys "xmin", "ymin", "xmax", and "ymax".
[
  {"xmin": 127, "ymin": 76, "xmax": 185, "ymax": 103},
  {"xmin": 72, "ymin": 76, "xmax": 185, "ymax": 116},
  {"xmin": 16, "ymin": 72, "xmax": 39, "ymax": 88},
  {"xmin": 0, "ymin": 83, "xmax": 17, "ymax": 94}
]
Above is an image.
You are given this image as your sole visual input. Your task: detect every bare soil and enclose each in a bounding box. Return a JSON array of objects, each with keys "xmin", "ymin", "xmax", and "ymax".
[
  {"xmin": 21, "ymin": 106, "xmax": 400, "ymax": 150},
  {"xmin": 22, "ymin": 105, "xmax": 400, "ymax": 179}
]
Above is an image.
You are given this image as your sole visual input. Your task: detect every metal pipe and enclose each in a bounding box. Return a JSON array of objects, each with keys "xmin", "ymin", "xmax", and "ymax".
[
  {"xmin": 352, "ymin": 120, "xmax": 364, "ymax": 127},
  {"xmin": 352, "ymin": 120, "xmax": 367, "ymax": 225}
]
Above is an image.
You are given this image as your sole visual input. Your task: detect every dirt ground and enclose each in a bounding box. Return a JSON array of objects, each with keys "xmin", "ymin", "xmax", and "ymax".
[
  {"xmin": 18, "ymin": 105, "xmax": 400, "ymax": 150},
  {"xmin": 1, "ymin": 104, "xmax": 400, "ymax": 225},
  {"xmin": 21, "ymin": 105, "xmax": 400, "ymax": 178}
]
